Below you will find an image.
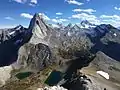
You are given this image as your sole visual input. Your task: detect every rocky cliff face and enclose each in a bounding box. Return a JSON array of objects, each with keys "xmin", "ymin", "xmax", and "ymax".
[
  {"xmin": 0, "ymin": 25, "xmax": 32, "ymax": 67},
  {"xmin": 17, "ymin": 43, "xmax": 52, "ymax": 72},
  {"xmin": 16, "ymin": 13, "xmax": 93, "ymax": 71},
  {"xmin": 29, "ymin": 13, "xmax": 52, "ymax": 45},
  {"xmin": 15, "ymin": 14, "xmax": 55, "ymax": 71}
]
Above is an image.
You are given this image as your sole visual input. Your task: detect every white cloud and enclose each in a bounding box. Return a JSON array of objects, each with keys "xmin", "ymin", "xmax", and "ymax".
[
  {"xmin": 30, "ymin": 0, "xmax": 37, "ymax": 4},
  {"xmin": 39, "ymin": 13, "xmax": 50, "ymax": 21},
  {"xmin": 65, "ymin": 0, "xmax": 83, "ymax": 6},
  {"xmin": 56, "ymin": 12, "xmax": 63, "ymax": 15},
  {"xmin": 51, "ymin": 24, "xmax": 59, "ymax": 28},
  {"xmin": 20, "ymin": 13, "xmax": 33, "ymax": 19},
  {"xmin": 114, "ymin": 7, "xmax": 120, "ymax": 10},
  {"xmin": 72, "ymin": 13, "xmax": 100, "ymax": 25},
  {"xmin": 60, "ymin": 19, "xmax": 68, "ymax": 22},
  {"xmin": 0, "ymin": 24, "xmax": 20, "ymax": 29},
  {"xmin": 29, "ymin": 3, "xmax": 36, "ymax": 6},
  {"xmin": 29, "ymin": 0, "xmax": 38, "ymax": 6},
  {"xmin": 102, "ymin": 20, "xmax": 120, "ymax": 27},
  {"xmin": 52, "ymin": 18, "xmax": 68, "ymax": 23},
  {"xmin": 52, "ymin": 19, "xmax": 58, "ymax": 23},
  {"xmin": 4, "ymin": 17, "xmax": 14, "ymax": 20},
  {"xmin": 100, "ymin": 15, "xmax": 120, "ymax": 20},
  {"xmin": 20, "ymin": 13, "xmax": 50, "ymax": 20},
  {"xmin": 73, "ymin": 8, "xmax": 96, "ymax": 14},
  {"xmin": 68, "ymin": 17, "xmax": 72, "ymax": 19},
  {"xmin": 72, "ymin": 13, "xmax": 97, "ymax": 20},
  {"xmin": 12, "ymin": 0, "xmax": 38, "ymax": 6},
  {"xmin": 100, "ymin": 14, "xmax": 120, "ymax": 27},
  {"xmin": 12, "ymin": 0, "xmax": 27, "ymax": 3},
  {"xmin": 71, "ymin": 13, "xmax": 120, "ymax": 27}
]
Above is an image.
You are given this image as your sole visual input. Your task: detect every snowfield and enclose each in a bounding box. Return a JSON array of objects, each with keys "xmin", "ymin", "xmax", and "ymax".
[{"xmin": 96, "ymin": 71, "xmax": 109, "ymax": 80}]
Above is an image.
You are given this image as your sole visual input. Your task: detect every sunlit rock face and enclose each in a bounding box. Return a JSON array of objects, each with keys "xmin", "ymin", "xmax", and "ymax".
[{"xmin": 29, "ymin": 13, "xmax": 52, "ymax": 45}]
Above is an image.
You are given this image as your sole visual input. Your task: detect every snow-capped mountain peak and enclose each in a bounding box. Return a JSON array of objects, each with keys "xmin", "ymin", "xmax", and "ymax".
[
  {"xmin": 72, "ymin": 24, "xmax": 80, "ymax": 30},
  {"xmin": 14, "ymin": 25, "xmax": 23, "ymax": 30},
  {"xmin": 80, "ymin": 20, "xmax": 96, "ymax": 29},
  {"xmin": 64, "ymin": 23, "xmax": 73, "ymax": 30}
]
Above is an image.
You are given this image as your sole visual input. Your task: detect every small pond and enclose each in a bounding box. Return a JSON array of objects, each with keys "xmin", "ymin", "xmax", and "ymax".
[
  {"xmin": 16, "ymin": 72, "xmax": 33, "ymax": 80},
  {"xmin": 45, "ymin": 70, "xmax": 63, "ymax": 86}
]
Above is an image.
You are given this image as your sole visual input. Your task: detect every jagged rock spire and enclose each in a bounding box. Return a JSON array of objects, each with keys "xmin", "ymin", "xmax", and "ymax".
[
  {"xmin": 28, "ymin": 13, "xmax": 51, "ymax": 45},
  {"xmin": 64, "ymin": 23, "xmax": 72, "ymax": 30},
  {"xmin": 29, "ymin": 13, "xmax": 44, "ymax": 30}
]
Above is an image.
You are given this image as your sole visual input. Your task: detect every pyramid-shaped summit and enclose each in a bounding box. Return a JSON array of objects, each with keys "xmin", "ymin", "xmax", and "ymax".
[
  {"xmin": 29, "ymin": 13, "xmax": 46, "ymax": 31},
  {"xmin": 28, "ymin": 13, "xmax": 51, "ymax": 45},
  {"xmin": 64, "ymin": 23, "xmax": 73, "ymax": 30}
]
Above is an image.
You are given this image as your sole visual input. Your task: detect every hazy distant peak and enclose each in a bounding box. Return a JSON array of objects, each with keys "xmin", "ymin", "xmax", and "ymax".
[{"xmin": 80, "ymin": 20, "xmax": 96, "ymax": 29}]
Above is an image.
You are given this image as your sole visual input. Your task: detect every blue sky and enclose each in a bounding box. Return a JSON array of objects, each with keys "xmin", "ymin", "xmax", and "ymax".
[{"xmin": 0, "ymin": 0, "xmax": 120, "ymax": 28}]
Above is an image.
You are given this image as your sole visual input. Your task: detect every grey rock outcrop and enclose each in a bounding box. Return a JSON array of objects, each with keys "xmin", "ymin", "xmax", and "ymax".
[
  {"xmin": 17, "ymin": 43, "xmax": 52, "ymax": 71},
  {"xmin": 91, "ymin": 51, "xmax": 120, "ymax": 83},
  {"xmin": 80, "ymin": 51, "xmax": 120, "ymax": 90}
]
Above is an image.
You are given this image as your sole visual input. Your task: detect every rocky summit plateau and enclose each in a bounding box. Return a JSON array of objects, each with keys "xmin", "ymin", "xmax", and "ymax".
[{"xmin": 0, "ymin": 13, "xmax": 120, "ymax": 90}]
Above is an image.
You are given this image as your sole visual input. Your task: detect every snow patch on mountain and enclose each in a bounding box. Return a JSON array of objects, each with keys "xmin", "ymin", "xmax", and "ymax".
[
  {"xmin": 9, "ymin": 31, "xmax": 15, "ymax": 35},
  {"xmin": 113, "ymin": 33, "xmax": 117, "ymax": 37},
  {"xmin": 96, "ymin": 71, "xmax": 109, "ymax": 80}
]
